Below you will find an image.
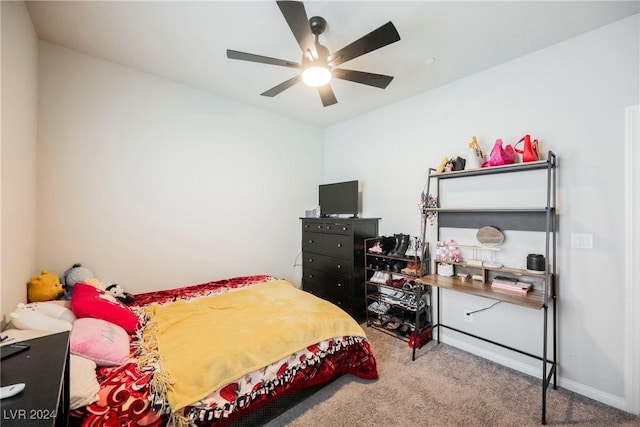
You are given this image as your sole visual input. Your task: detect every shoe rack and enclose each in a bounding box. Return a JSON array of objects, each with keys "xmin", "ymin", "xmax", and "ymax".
[{"xmin": 364, "ymin": 236, "xmax": 433, "ymax": 361}]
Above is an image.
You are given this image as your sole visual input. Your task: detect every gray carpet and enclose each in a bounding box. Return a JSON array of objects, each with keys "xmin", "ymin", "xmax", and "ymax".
[{"xmin": 266, "ymin": 326, "xmax": 640, "ymax": 426}]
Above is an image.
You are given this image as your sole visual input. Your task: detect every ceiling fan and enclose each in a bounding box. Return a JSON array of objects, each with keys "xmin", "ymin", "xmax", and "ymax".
[{"xmin": 226, "ymin": 0, "xmax": 401, "ymax": 107}]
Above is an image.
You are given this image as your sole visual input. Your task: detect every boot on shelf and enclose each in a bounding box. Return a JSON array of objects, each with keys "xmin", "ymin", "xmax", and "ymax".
[
  {"xmin": 386, "ymin": 234, "xmax": 401, "ymax": 256},
  {"xmin": 381, "ymin": 236, "xmax": 397, "ymax": 255},
  {"xmin": 390, "ymin": 234, "xmax": 409, "ymax": 257}
]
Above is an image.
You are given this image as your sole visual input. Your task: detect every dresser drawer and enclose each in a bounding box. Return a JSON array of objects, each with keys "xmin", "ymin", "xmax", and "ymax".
[
  {"xmin": 301, "ymin": 221, "xmax": 352, "ymax": 235},
  {"xmin": 302, "ymin": 232, "xmax": 353, "ymax": 258},
  {"xmin": 302, "ymin": 252, "xmax": 350, "ymax": 277},
  {"xmin": 323, "ymin": 222, "xmax": 351, "ymax": 235},
  {"xmin": 302, "ymin": 269, "xmax": 353, "ymax": 296},
  {"xmin": 302, "ymin": 268, "xmax": 354, "ymax": 299}
]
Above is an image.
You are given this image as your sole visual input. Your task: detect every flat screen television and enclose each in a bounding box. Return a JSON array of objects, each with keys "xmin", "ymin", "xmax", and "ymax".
[{"xmin": 319, "ymin": 180, "xmax": 359, "ymax": 218}]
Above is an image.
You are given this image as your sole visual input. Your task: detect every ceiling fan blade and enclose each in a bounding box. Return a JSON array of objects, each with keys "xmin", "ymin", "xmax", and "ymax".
[
  {"xmin": 332, "ymin": 68, "xmax": 394, "ymax": 89},
  {"xmin": 261, "ymin": 75, "xmax": 302, "ymax": 97},
  {"xmin": 277, "ymin": 1, "xmax": 316, "ymax": 57},
  {"xmin": 328, "ymin": 21, "xmax": 400, "ymax": 67},
  {"xmin": 318, "ymin": 84, "xmax": 337, "ymax": 107},
  {"xmin": 227, "ymin": 49, "xmax": 300, "ymax": 69}
]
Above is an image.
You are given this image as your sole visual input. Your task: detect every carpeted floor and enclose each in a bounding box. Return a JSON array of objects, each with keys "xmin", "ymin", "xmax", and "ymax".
[{"xmin": 266, "ymin": 326, "xmax": 640, "ymax": 426}]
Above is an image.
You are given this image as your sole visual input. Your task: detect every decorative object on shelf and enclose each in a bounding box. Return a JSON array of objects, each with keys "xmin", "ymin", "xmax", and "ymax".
[
  {"xmin": 526, "ymin": 253, "xmax": 545, "ymax": 272},
  {"xmin": 437, "ymin": 263, "xmax": 454, "ymax": 277},
  {"xmin": 453, "ymin": 156, "xmax": 466, "ymax": 171},
  {"xmin": 434, "ymin": 239, "xmax": 460, "ymax": 263},
  {"xmin": 491, "ymin": 276, "xmax": 533, "ymax": 294},
  {"xmin": 476, "ymin": 226, "xmax": 505, "ymax": 247},
  {"xmin": 515, "ymin": 134, "xmax": 540, "ymax": 163},
  {"xmin": 436, "ymin": 157, "xmax": 449, "ymax": 173},
  {"xmin": 466, "ymin": 136, "xmax": 485, "ymax": 169},
  {"xmin": 483, "ymin": 138, "xmax": 515, "ymax": 167},
  {"xmin": 420, "ymin": 193, "xmax": 438, "ymax": 225}
]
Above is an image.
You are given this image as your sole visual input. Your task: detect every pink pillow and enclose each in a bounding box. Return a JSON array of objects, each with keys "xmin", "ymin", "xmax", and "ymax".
[
  {"xmin": 71, "ymin": 283, "xmax": 138, "ymax": 333},
  {"xmin": 70, "ymin": 318, "xmax": 130, "ymax": 366}
]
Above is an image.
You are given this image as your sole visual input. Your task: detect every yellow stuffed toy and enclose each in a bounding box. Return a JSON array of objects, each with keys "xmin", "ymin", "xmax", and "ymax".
[{"xmin": 27, "ymin": 270, "xmax": 64, "ymax": 302}]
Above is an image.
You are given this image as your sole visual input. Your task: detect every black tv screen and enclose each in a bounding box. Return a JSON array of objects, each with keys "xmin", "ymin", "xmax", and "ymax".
[{"xmin": 319, "ymin": 180, "xmax": 359, "ymax": 217}]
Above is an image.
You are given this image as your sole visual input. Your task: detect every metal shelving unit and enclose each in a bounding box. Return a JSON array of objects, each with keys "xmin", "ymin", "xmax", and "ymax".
[{"xmin": 417, "ymin": 152, "xmax": 557, "ymax": 424}]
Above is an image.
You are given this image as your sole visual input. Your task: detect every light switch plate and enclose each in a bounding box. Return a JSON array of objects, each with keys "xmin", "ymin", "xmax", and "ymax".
[{"xmin": 571, "ymin": 233, "xmax": 593, "ymax": 249}]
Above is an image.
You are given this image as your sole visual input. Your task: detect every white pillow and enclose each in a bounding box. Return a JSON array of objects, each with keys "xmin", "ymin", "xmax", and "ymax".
[
  {"xmin": 10, "ymin": 308, "xmax": 72, "ymax": 332},
  {"xmin": 70, "ymin": 354, "xmax": 100, "ymax": 410},
  {"xmin": 34, "ymin": 301, "xmax": 76, "ymax": 323}
]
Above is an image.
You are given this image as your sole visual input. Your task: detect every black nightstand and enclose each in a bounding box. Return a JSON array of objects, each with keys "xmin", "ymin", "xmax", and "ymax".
[{"xmin": 1, "ymin": 332, "xmax": 70, "ymax": 427}]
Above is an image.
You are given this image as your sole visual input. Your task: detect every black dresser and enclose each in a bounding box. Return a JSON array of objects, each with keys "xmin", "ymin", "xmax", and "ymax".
[{"xmin": 301, "ymin": 217, "xmax": 379, "ymax": 320}]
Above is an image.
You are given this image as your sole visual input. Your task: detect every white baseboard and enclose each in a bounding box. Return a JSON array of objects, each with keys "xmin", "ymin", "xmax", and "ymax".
[{"xmin": 441, "ymin": 335, "xmax": 630, "ymax": 413}]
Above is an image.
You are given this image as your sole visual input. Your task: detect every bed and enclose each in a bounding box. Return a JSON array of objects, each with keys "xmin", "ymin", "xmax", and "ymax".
[{"xmin": 68, "ymin": 275, "xmax": 378, "ymax": 426}]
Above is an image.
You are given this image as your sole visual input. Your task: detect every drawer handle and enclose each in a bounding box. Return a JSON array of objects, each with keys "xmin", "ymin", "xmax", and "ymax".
[
  {"xmin": 308, "ymin": 274, "xmax": 314, "ymax": 278},
  {"xmin": 342, "ymin": 227, "xmax": 347, "ymax": 231},
  {"xmin": 337, "ymin": 243, "xmax": 342, "ymax": 248},
  {"xmin": 308, "ymin": 259, "xmax": 313, "ymax": 263},
  {"xmin": 304, "ymin": 224, "xmax": 309, "ymax": 228},
  {"xmin": 308, "ymin": 240, "xmax": 314, "ymax": 244},
  {"xmin": 337, "ymin": 264, "xmax": 341, "ymax": 269},
  {"xmin": 337, "ymin": 301, "xmax": 342, "ymax": 305},
  {"xmin": 337, "ymin": 283, "xmax": 342, "ymax": 287},
  {"xmin": 317, "ymin": 225, "xmax": 322, "ymax": 229},
  {"xmin": 327, "ymin": 226, "xmax": 332, "ymax": 230}
]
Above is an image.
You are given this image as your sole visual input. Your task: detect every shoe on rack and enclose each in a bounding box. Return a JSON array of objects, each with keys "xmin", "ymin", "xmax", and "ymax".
[
  {"xmin": 367, "ymin": 301, "xmax": 381, "ymax": 312},
  {"xmin": 401, "ymin": 261, "xmax": 420, "ymax": 276},
  {"xmin": 372, "ymin": 271, "xmax": 386, "ymax": 284},
  {"xmin": 377, "ymin": 303, "xmax": 390, "ymax": 314},
  {"xmin": 392, "ymin": 260, "xmax": 408, "ymax": 273},
  {"xmin": 368, "ymin": 240, "xmax": 383, "ymax": 254},
  {"xmin": 385, "ymin": 320, "xmax": 400, "ymax": 331},
  {"xmin": 404, "ymin": 236, "xmax": 417, "ymax": 257}
]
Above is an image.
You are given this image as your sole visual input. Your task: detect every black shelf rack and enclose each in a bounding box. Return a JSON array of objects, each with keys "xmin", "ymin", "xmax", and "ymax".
[{"xmin": 417, "ymin": 152, "xmax": 557, "ymax": 425}]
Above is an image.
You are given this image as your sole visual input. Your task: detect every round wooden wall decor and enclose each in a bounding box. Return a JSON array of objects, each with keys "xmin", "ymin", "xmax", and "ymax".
[{"xmin": 477, "ymin": 226, "xmax": 505, "ymax": 247}]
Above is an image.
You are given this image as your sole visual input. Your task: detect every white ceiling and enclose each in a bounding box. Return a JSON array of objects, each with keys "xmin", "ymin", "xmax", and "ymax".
[{"xmin": 26, "ymin": 1, "xmax": 639, "ymax": 128}]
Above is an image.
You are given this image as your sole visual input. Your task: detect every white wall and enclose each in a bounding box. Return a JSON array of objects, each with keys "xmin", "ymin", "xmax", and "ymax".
[
  {"xmin": 36, "ymin": 42, "xmax": 324, "ymax": 294},
  {"xmin": 325, "ymin": 15, "xmax": 639, "ymax": 411},
  {"xmin": 0, "ymin": 1, "xmax": 39, "ymax": 322}
]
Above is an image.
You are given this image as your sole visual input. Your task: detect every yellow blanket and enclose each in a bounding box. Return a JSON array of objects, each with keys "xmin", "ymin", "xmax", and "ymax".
[{"xmin": 140, "ymin": 280, "xmax": 365, "ymax": 412}]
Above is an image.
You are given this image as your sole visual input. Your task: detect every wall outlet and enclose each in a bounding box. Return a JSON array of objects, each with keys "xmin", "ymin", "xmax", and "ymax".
[{"xmin": 464, "ymin": 309, "xmax": 473, "ymax": 323}]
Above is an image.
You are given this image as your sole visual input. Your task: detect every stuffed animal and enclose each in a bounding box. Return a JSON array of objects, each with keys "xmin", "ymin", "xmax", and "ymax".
[
  {"xmin": 10, "ymin": 302, "xmax": 74, "ymax": 332},
  {"xmin": 27, "ymin": 270, "xmax": 64, "ymax": 302},
  {"xmin": 105, "ymin": 284, "xmax": 134, "ymax": 305},
  {"xmin": 61, "ymin": 263, "xmax": 94, "ymax": 299}
]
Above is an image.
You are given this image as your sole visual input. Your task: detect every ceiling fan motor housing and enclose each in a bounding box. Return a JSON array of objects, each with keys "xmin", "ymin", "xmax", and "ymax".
[{"xmin": 309, "ymin": 16, "xmax": 327, "ymax": 36}]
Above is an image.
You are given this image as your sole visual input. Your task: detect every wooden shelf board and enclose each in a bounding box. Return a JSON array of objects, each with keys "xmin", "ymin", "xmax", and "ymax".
[{"xmin": 416, "ymin": 274, "xmax": 546, "ymax": 310}]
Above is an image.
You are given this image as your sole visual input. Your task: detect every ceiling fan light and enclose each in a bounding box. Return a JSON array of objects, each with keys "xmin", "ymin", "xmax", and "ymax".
[{"xmin": 301, "ymin": 66, "xmax": 332, "ymax": 87}]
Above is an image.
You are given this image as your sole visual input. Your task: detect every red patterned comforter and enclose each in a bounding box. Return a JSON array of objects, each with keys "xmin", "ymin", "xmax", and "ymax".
[{"xmin": 69, "ymin": 275, "xmax": 378, "ymax": 426}]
